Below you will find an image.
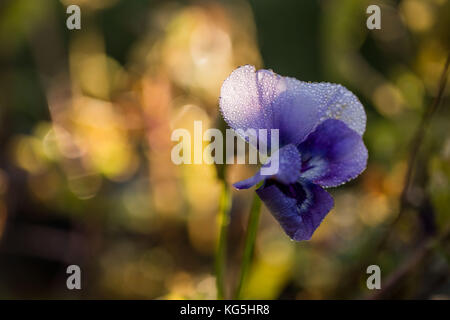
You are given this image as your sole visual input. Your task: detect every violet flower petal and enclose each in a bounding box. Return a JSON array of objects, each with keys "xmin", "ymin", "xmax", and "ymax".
[
  {"xmin": 298, "ymin": 119, "xmax": 368, "ymax": 187},
  {"xmin": 234, "ymin": 144, "xmax": 302, "ymax": 189},
  {"xmin": 220, "ymin": 65, "xmax": 320, "ymax": 147},
  {"xmin": 219, "ymin": 65, "xmax": 367, "ymax": 149},
  {"xmin": 289, "ymin": 80, "xmax": 367, "ymax": 136},
  {"xmin": 256, "ymin": 179, "xmax": 334, "ymax": 241}
]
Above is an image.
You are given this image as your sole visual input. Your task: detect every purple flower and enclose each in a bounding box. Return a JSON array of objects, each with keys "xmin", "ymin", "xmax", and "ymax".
[{"xmin": 219, "ymin": 65, "xmax": 368, "ymax": 241}]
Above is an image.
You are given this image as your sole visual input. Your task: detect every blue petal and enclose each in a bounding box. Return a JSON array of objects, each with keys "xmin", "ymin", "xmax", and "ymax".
[
  {"xmin": 292, "ymin": 81, "xmax": 366, "ymax": 136},
  {"xmin": 256, "ymin": 179, "xmax": 334, "ymax": 241},
  {"xmin": 220, "ymin": 65, "xmax": 321, "ymax": 147},
  {"xmin": 233, "ymin": 172, "xmax": 265, "ymax": 190},
  {"xmin": 219, "ymin": 65, "xmax": 367, "ymax": 149},
  {"xmin": 220, "ymin": 66, "xmax": 275, "ymax": 136},
  {"xmin": 234, "ymin": 144, "xmax": 302, "ymax": 189},
  {"xmin": 298, "ymin": 119, "xmax": 368, "ymax": 187}
]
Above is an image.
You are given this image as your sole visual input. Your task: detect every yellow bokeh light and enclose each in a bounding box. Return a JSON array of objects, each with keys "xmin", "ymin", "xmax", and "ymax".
[{"xmin": 400, "ymin": 0, "xmax": 435, "ymax": 33}]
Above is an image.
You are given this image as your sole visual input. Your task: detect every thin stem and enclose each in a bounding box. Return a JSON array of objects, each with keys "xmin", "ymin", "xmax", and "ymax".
[
  {"xmin": 235, "ymin": 193, "xmax": 262, "ymax": 299},
  {"xmin": 215, "ymin": 180, "xmax": 231, "ymax": 300},
  {"xmin": 376, "ymin": 52, "xmax": 450, "ymax": 252}
]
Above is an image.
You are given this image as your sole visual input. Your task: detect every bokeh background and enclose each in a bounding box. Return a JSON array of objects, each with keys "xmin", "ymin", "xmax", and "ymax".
[{"xmin": 0, "ymin": 0, "xmax": 449, "ymax": 299}]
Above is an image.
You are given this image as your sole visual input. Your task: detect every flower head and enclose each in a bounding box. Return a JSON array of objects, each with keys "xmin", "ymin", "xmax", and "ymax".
[{"xmin": 220, "ymin": 65, "xmax": 368, "ymax": 241}]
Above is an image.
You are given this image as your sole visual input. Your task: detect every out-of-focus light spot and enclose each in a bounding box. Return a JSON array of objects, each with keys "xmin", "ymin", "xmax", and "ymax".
[
  {"xmin": 171, "ymin": 104, "xmax": 210, "ymax": 131},
  {"xmin": 260, "ymin": 236, "xmax": 293, "ymax": 266},
  {"xmin": 140, "ymin": 76, "xmax": 172, "ymax": 125},
  {"xmin": 171, "ymin": 104, "xmax": 221, "ymax": 248},
  {"xmin": 33, "ymin": 123, "xmax": 62, "ymax": 161},
  {"xmin": 70, "ymin": 31, "xmax": 118, "ymax": 100},
  {"xmin": 166, "ymin": 272, "xmax": 195, "ymax": 299},
  {"xmin": 164, "ymin": 273, "xmax": 215, "ymax": 299},
  {"xmin": 71, "ymin": 97, "xmax": 140, "ymax": 181},
  {"xmin": 400, "ymin": 0, "xmax": 435, "ymax": 32},
  {"xmin": 372, "ymin": 83, "xmax": 405, "ymax": 116},
  {"xmin": 42, "ymin": 128, "xmax": 61, "ymax": 160},
  {"xmin": 190, "ymin": 23, "xmax": 231, "ymax": 67},
  {"xmin": 139, "ymin": 76, "xmax": 181, "ymax": 217},
  {"xmin": 171, "ymin": 104, "xmax": 220, "ymax": 234},
  {"xmin": 195, "ymin": 275, "xmax": 216, "ymax": 299},
  {"xmin": 358, "ymin": 193, "xmax": 391, "ymax": 226},
  {"xmin": 155, "ymin": 4, "xmax": 261, "ymax": 105},
  {"xmin": 171, "ymin": 104, "xmax": 220, "ymax": 211},
  {"xmin": 74, "ymin": 53, "xmax": 111, "ymax": 99},
  {"xmin": 53, "ymin": 125, "xmax": 85, "ymax": 159},
  {"xmin": 383, "ymin": 162, "xmax": 406, "ymax": 197},
  {"xmin": 162, "ymin": 7, "xmax": 232, "ymax": 102},
  {"xmin": 416, "ymin": 39, "xmax": 449, "ymax": 94},
  {"xmin": 362, "ymin": 165, "xmax": 388, "ymax": 195},
  {"xmin": 184, "ymin": 165, "xmax": 220, "ymax": 211},
  {"xmin": 394, "ymin": 71, "xmax": 425, "ymax": 110},
  {"xmin": 68, "ymin": 172, "xmax": 102, "ymax": 200},
  {"xmin": 11, "ymin": 135, "xmax": 48, "ymax": 174},
  {"xmin": 355, "ymin": 164, "xmax": 395, "ymax": 225}
]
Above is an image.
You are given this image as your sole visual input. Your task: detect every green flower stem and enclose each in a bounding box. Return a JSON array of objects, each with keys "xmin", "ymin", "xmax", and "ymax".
[
  {"xmin": 215, "ymin": 180, "xmax": 231, "ymax": 299},
  {"xmin": 235, "ymin": 193, "xmax": 262, "ymax": 299}
]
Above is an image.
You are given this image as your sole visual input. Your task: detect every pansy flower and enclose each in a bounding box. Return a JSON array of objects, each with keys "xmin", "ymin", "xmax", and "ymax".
[{"xmin": 220, "ymin": 65, "xmax": 368, "ymax": 241}]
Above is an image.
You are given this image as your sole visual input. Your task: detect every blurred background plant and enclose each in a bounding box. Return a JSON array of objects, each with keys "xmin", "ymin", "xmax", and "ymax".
[{"xmin": 0, "ymin": 0, "xmax": 448, "ymax": 299}]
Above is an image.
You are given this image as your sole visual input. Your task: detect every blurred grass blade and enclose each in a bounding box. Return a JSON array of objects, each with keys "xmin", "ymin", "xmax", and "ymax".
[
  {"xmin": 215, "ymin": 180, "xmax": 231, "ymax": 299},
  {"xmin": 235, "ymin": 193, "xmax": 262, "ymax": 299}
]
